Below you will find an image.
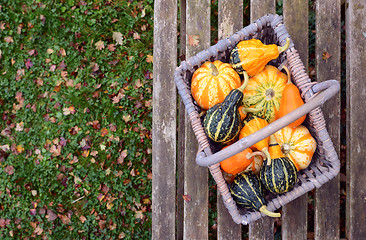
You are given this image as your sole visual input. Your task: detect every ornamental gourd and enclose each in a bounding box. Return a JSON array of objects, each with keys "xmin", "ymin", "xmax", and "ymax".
[
  {"xmin": 191, "ymin": 60, "xmax": 241, "ymax": 110},
  {"xmin": 204, "ymin": 72, "xmax": 249, "ymax": 144},
  {"xmin": 275, "ymin": 66, "xmax": 306, "ymax": 128},
  {"xmin": 239, "ymin": 115, "xmax": 271, "ymax": 163},
  {"xmin": 242, "ymin": 65, "xmax": 287, "ymax": 123},
  {"xmin": 230, "ymin": 172, "xmax": 281, "ymax": 218},
  {"xmin": 220, "ymin": 146, "xmax": 253, "ymax": 175},
  {"xmin": 260, "ymin": 135, "xmax": 298, "ymax": 194},
  {"xmin": 274, "ymin": 125, "xmax": 317, "ymax": 171},
  {"xmin": 230, "ymin": 38, "xmax": 290, "ymax": 76}
]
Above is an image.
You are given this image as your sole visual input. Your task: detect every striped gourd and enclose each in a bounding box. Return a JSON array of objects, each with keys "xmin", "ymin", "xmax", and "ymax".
[
  {"xmin": 242, "ymin": 65, "xmax": 287, "ymax": 123},
  {"xmin": 260, "ymin": 135, "xmax": 298, "ymax": 194},
  {"xmin": 203, "ymin": 72, "xmax": 249, "ymax": 144},
  {"xmin": 230, "ymin": 172, "xmax": 281, "ymax": 218}
]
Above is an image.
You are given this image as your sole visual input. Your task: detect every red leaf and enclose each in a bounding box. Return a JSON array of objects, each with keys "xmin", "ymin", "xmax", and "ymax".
[
  {"xmin": 25, "ymin": 58, "xmax": 33, "ymax": 69},
  {"xmin": 4, "ymin": 166, "xmax": 14, "ymax": 175}
]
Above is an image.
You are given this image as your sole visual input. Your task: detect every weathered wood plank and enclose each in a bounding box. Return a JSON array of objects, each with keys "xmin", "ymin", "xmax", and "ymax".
[
  {"xmin": 346, "ymin": 0, "xmax": 366, "ymax": 239},
  {"xmin": 152, "ymin": 0, "xmax": 177, "ymax": 239},
  {"xmin": 282, "ymin": 1, "xmax": 309, "ymax": 239},
  {"xmin": 314, "ymin": 0, "xmax": 341, "ymax": 239},
  {"xmin": 183, "ymin": 1, "xmax": 210, "ymax": 239},
  {"xmin": 217, "ymin": 0, "xmax": 243, "ymax": 239},
  {"xmin": 249, "ymin": 1, "xmax": 276, "ymax": 239},
  {"xmin": 177, "ymin": 0, "xmax": 187, "ymax": 239}
]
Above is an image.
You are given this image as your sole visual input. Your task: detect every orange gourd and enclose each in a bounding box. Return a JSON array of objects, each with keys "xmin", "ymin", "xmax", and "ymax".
[
  {"xmin": 239, "ymin": 115, "xmax": 271, "ymax": 163},
  {"xmin": 191, "ymin": 60, "xmax": 241, "ymax": 110},
  {"xmin": 274, "ymin": 125, "xmax": 317, "ymax": 171},
  {"xmin": 220, "ymin": 146, "xmax": 253, "ymax": 175},
  {"xmin": 276, "ymin": 66, "xmax": 306, "ymax": 128},
  {"xmin": 230, "ymin": 38, "xmax": 290, "ymax": 76}
]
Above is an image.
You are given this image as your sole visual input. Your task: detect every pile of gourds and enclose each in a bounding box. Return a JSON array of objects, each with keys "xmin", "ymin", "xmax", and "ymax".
[{"xmin": 191, "ymin": 38, "xmax": 317, "ymax": 218}]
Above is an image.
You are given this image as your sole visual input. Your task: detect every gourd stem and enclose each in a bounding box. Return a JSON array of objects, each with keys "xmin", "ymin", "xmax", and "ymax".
[
  {"xmin": 277, "ymin": 38, "xmax": 290, "ymax": 54},
  {"xmin": 259, "ymin": 206, "xmax": 281, "ymax": 218},
  {"xmin": 246, "ymin": 151, "xmax": 266, "ymax": 159},
  {"xmin": 237, "ymin": 71, "xmax": 249, "ymax": 92},
  {"xmin": 281, "ymin": 143, "xmax": 291, "ymax": 155},
  {"xmin": 240, "ymin": 107, "xmax": 263, "ymax": 115},
  {"xmin": 209, "ymin": 63, "xmax": 219, "ymax": 76},
  {"xmin": 262, "ymin": 147, "xmax": 271, "ymax": 165},
  {"xmin": 283, "ymin": 65, "xmax": 293, "ymax": 85}
]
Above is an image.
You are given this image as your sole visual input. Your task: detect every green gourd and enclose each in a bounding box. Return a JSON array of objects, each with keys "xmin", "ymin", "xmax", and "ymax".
[
  {"xmin": 230, "ymin": 172, "xmax": 281, "ymax": 218},
  {"xmin": 203, "ymin": 72, "xmax": 249, "ymax": 144},
  {"xmin": 260, "ymin": 135, "xmax": 298, "ymax": 194}
]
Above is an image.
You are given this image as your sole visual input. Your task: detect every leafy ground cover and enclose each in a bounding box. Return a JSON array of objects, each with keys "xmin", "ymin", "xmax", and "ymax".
[{"xmin": 0, "ymin": 1, "xmax": 153, "ymax": 239}]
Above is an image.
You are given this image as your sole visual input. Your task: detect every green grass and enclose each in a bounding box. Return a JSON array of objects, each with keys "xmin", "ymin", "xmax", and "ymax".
[{"xmin": 0, "ymin": 1, "xmax": 153, "ymax": 239}]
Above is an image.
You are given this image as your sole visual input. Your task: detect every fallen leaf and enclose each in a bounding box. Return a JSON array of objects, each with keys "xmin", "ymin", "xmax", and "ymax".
[
  {"xmin": 50, "ymin": 145, "xmax": 61, "ymax": 157},
  {"xmin": 135, "ymin": 211, "xmax": 144, "ymax": 219},
  {"xmin": 16, "ymin": 145, "xmax": 24, "ymax": 153},
  {"xmin": 95, "ymin": 40, "xmax": 105, "ymax": 50},
  {"xmin": 82, "ymin": 150, "xmax": 90, "ymax": 157},
  {"xmin": 4, "ymin": 165, "xmax": 14, "ymax": 175},
  {"xmin": 50, "ymin": 64, "xmax": 56, "ymax": 71},
  {"xmin": 101, "ymin": 128, "xmax": 108, "ymax": 136},
  {"xmin": 59, "ymin": 48, "xmax": 66, "ymax": 57},
  {"xmin": 47, "ymin": 48, "xmax": 54, "ymax": 54},
  {"xmin": 182, "ymin": 195, "xmax": 192, "ymax": 203},
  {"xmin": 146, "ymin": 55, "xmax": 153, "ymax": 63},
  {"xmin": 25, "ymin": 58, "xmax": 33, "ymax": 69},
  {"xmin": 58, "ymin": 214, "xmax": 71, "ymax": 225},
  {"xmin": 79, "ymin": 216, "xmax": 87, "ymax": 223},
  {"xmin": 4, "ymin": 36, "xmax": 14, "ymax": 43},
  {"xmin": 123, "ymin": 114, "xmax": 131, "ymax": 122},
  {"xmin": 46, "ymin": 210, "xmax": 58, "ymax": 221},
  {"xmin": 15, "ymin": 122, "xmax": 24, "ymax": 131},
  {"xmin": 188, "ymin": 35, "xmax": 200, "ymax": 46},
  {"xmin": 322, "ymin": 51, "xmax": 332, "ymax": 60},
  {"xmin": 107, "ymin": 44, "xmax": 116, "ymax": 52},
  {"xmin": 133, "ymin": 32, "xmax": 141, "ymax": 40},
  {"xmin": 112, "ymin": 32, "xmax": 123, "ymax": 45}
]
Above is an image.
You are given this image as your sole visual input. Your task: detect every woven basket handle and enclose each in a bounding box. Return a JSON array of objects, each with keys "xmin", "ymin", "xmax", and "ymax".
[{"xmin": 195, "ymin": 79, "xmax": 340, "ymax": 167}]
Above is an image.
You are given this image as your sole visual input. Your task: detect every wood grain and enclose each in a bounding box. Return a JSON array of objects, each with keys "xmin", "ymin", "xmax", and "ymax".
[
  {"xmin": 152, "ymin": 0, "xmax": 177, "ymax": 239},
  {"xmin": 314, "ymin": 0, "xmax": 341, "ymax": 239},
  {"xmin": 217, "ymin": 0, "xmax": 243, "ymax": 239},
  {"xmin": 346, "ymin": 0, "xmax": 366, "ymax": 239},
  {"xmin": 249, "ymin": 1, "xmax": 276, "ymax": 239},
  {"xmin": 282, "ymin": 0, "xmax": 309, "ymax": 239},
  {"xmin": 183, "ymin": 0, "xmax": 210, "ymax": 239}
]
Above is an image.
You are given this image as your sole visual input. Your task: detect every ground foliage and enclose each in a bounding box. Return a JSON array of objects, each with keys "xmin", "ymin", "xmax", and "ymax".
[{"xmin": 0, "ymin": 0, "xmax": 153, "ymax": 239}]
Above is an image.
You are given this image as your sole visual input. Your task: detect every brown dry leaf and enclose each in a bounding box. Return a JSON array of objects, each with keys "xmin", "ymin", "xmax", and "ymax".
[
  {"xmin": 34, "ymin": 226, "xmax": 43, "ymax": 235},
  {"xmin": 95, "ymin": 40, "xmax": 105, "ymax": 50},
  {"xmin": 182, "ymin": 195, "xmax": 192, "ymax": 203},
  {"xmin": 4, "ymin": 165, "xmax": 14, "ymax": 175},
  {"xmin": 146, "ymin": 55, "xmax": 153, "ymax": 63},
  {"xmin": 112, "ymin": 32, "xmax": 123, "ymax": 45},
  {"xmin": 4, "ymin": 36, "xmax": 13, "ymax": 43},
  {"xmin": 46, "ymin": 210, "xmax": 58, "ymax": 221},
  {"xmin": 135, "ymin": 211, "xmax": 144, "ymax": 219},
  {"xmin": 107, "ymin": 44, "xmax": 116, "ymax": 52},
  {"xmin": 59, "ymin": 48, "xmax": 66, "ymax": 57},
  {"xmin": 50, "ymin": 145, "xmax": 61, "ymax": 157},
  {"xmin": 101, "ymin": 128, "xmax": 109, "ymax": 137},
  {"xmin": 117, "ymin": 150, "xmax": 128, "ymax": 164},
  {"xmin": 123, "ymin": 114, "xmax": 131, "ymax": 122},
  {"xmin": 322, "ymin": 51, "xmax": 332, "ymax": 60},
  {"xmin": 134, "ymin": 79, "xmax": 143, "ymax": 89},
  {"xmin": 79, "ymin": 215, "xmax": 87, "ymax": 223},
  {"xmin": 188, "ymin": 35, "xmax": 200, "ymax": 46},
  {"xmin": 133, "ymin": 32, "xmax": 141, "ymax": 40},
  {"xmin": 47, "ymin": 48, "xmax": 54, "ymax": 54},
  {"xmin": 58, "ymin": 214, "xmax": 71, "ymax": 225}
]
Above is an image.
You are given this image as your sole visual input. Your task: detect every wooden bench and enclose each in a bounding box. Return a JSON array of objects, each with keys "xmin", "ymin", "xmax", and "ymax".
[{"xmin": 152, "ymin": 0, "xmax": 366, "ymax": 239}]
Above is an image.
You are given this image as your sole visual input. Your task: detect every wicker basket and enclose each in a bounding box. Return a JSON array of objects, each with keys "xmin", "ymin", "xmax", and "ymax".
[{"xmin": 174, "ymin": 14, "xmax": 340, "ymax": 225}]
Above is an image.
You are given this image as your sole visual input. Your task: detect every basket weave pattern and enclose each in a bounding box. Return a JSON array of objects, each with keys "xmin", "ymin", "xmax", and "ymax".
[{"xmin": 174, "ymin": 14, "xmax": 340, "ymax": 225}]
